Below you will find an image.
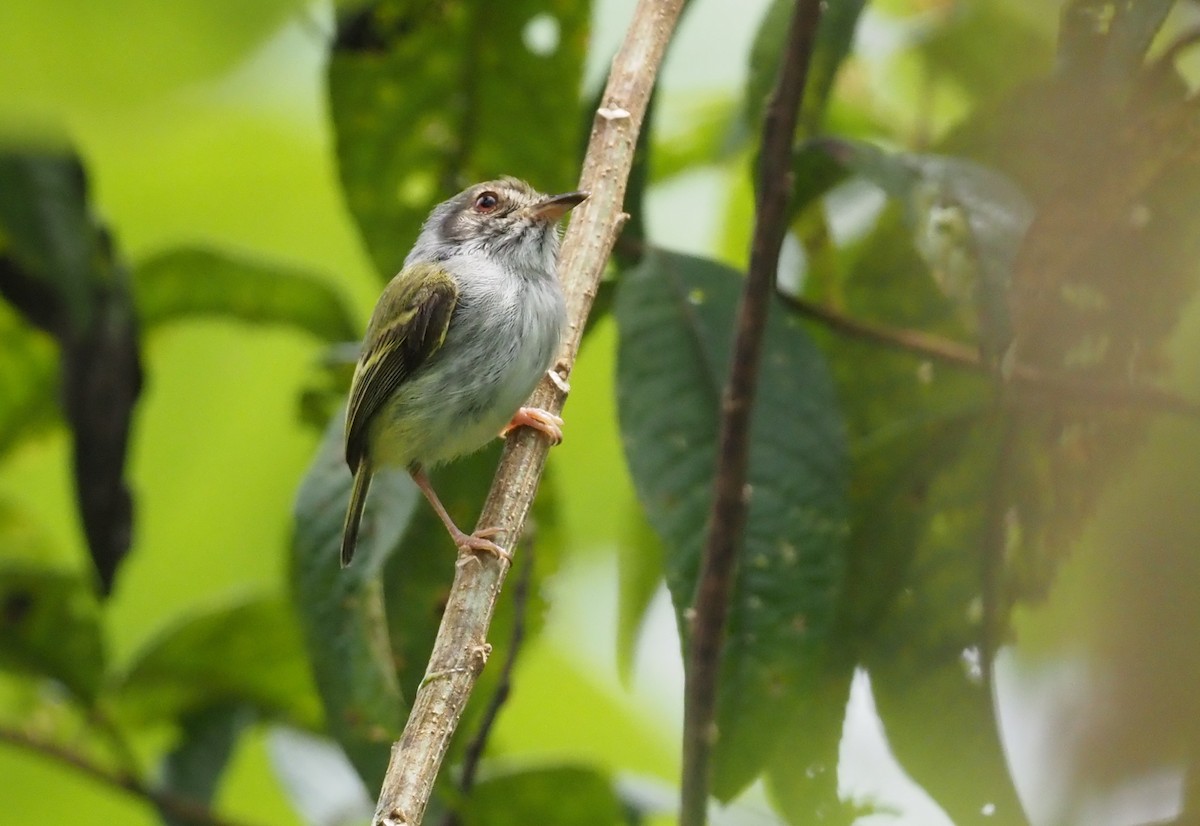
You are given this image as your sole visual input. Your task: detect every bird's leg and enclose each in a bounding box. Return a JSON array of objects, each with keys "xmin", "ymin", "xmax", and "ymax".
[
  {"xmin": 409, "ymin": 466, "xmax": 510, "ymax": 561},
  {"xmin": 499, "ymin": 407, "xmax": 564, "ymax": 444}
]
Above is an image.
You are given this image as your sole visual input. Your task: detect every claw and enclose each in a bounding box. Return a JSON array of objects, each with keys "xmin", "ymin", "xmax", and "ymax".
[{"xmin": 499, "ymin": 406, "xmax": 564, "ymax": 444}]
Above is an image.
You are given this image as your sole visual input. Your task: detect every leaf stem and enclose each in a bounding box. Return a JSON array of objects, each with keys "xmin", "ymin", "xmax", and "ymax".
[
  {"xmin": 679, "ymin": 2, "xmax": 824, "ymax": 825},
  {"xmin": 369, "ymin": 2, "xmax": 686, "ymax": 823}
]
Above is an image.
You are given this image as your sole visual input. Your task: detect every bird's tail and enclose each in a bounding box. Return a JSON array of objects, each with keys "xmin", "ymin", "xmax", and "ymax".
[{"xmin": 341, "ymin": 459, "xmax": 372, "ymax": 567}]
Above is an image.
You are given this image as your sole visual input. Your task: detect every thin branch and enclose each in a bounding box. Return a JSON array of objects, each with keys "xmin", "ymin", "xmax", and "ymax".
[
  {"xmin": 679, "ymin": 3, "xmax": 823, "ymax": 826},
  {"xmin": 0, "ymin": 726, "xmax": 262, "ymax": 826},
  {"xmin": 439, "ymin": 533, "xmax": 537, "ymax": 826},
  {"xmin": 776, "ymin": 290, "xmax": 1200, "ymax": 419},
  {"xmin": 370, "ymin": 2, "xmax": 686, "ymax": 823}
]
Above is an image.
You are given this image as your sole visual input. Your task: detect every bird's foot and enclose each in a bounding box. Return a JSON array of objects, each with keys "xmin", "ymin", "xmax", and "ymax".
[
  {"xmin": 453, "ymin": 526, "xmax": 511, "ymax": 562},
  {"xmin": 500, "ymin": 406, "xmax": 564, "ymax": 444}
]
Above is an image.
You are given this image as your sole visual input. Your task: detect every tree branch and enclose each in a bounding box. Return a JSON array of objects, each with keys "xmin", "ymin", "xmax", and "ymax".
[
  {"xmin": 776, "ymin": 290, "xmax": 1200, "ymax": 419},
  {"xmin": 370, "ymin": 2, "xmax": 686, "ymax": 823},
  {"xmin": 0, "ymin": 726, "xmax": 261, "ymax": 826},
  {"xmin": 439, "ymin": 534, "xmax": 536, "ymax": 826},
  {"xmin": 679, "ymin": 2, "xmax": 823, "ymax": 825}
]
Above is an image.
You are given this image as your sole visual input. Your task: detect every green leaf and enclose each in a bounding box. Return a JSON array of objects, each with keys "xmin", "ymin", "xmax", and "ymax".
[
  {"xmin": 615, "ymin": 249, "xmax": 850, "ymax": 799},
  {"xmin": 132, "ymin": 247, "xmax": 357, "ymax": 341},
  {"xmin": 745, "ymin": 0, "xmax": 867, "ymax": 135},
  {"xmin": 291, "ymin": 411, "xmax": 415, "ymax": 788},
  {"xmin": 328, "ymin": 0, "xmax": 590, "ymax": 278},
  {"xmin": 111, "ymin": 595, "xmax": 321, "ymax": 731},
  {"xmin": 0, "ymin": 301, "xmax": 58, "ymax": 456},
  {"xmin": 0, "ymin": 563, "xmax": 105, "ymax": 703},
  {"xmin": 822, "ymin": 140, "xmax": 1033, "ymax": 361},
  {"xmin": 0, "ymin": 148, "xmax": 142, "ymax": 594},
  {"xmin": 458, "ymin": 765, "xmax": 625, "ymax": 826},
  {"xmin": 870, "ymin": 657, "xmax": 1026, "ymax": 826},
  {"xmin": 159, "ymin": 704, "xmax": 254, "ymax": 826},
  {"xmin": 764, "ymin": 671, "xmax": 862, "ymax": 826}
]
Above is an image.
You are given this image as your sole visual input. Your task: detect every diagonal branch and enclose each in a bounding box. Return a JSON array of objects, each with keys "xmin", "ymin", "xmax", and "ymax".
[
  {"xmin": 776, "ymin": 290, "xmax": 1200, "ymax": 419},
  {"xmin": 679, "ymin": 2, "xmax": 824, "ymax": 825},
  {"xmin": 370, "ymin": 2, "xmax": 687, "ymax": 823},
  {"xmin": 0, "ymin": 726, "xmax": 262, "ymax": 826}
]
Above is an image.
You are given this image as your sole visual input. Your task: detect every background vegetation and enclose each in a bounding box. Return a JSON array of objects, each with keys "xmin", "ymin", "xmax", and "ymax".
[{"xmin": 2, "ymin": 1, "xmax": 1199, "ymax": 824}]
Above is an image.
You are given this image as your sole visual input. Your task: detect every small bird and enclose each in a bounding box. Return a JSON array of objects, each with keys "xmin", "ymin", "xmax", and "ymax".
[{"xmin": 340, "ymin": 177, "xmax": 587, "ymax": 567}]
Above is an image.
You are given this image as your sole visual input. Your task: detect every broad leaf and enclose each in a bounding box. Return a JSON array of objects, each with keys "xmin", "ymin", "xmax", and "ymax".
[
  {"xmin": 616, "ymin": 249, "xmax": 849, "ymax": 799},
  {"xmin": 111, "ymin": 596, "xmax": 321, "ymax": 730},
  {"xmin": 132, "ymin": 247, "xmax": 357, "ymax": 341},
  {"xmin": 291, "ymin": 411, "xmax": 415, "ymax": 788},
  {"xmin": 328, "ymin": 0, "xmax": 590, "ymax": 278},
  {"xmin": 457, "ymin": 765, "xmax": 625, "ymax": 826},
  {"xmin": 0, "ymin": 563, "xmax": 105, "ymax": 703}
]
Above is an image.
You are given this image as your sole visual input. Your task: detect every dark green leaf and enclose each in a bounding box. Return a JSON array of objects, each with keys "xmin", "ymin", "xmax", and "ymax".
[
  {"xmin": 0, "ymin": 563, "xmax": 105, "ymax": 703},
  {"xmin": 615, "ymin": 249, "xmax": 849, "ymax": 799},
  {"xmin": 0, "ymin": 151, "xmax": 98, "ymax": 332},
  {"xmin": 329, "ymin": 0, "xmax": 590, "ymax": 278},
  {"xmin": 159, "ymin": 704, "xmax": 254, "ymax": 826},
  {"xmin": 112, "ymin": 596, "xmax": 321, "ymax": 730},
  {"xmin": 0, "ymin": 149, "xmax": 142, "ymax": 594},
  {"xmin": 458, "ymin": 765, "xmax": 625, "ymax": 826},
  {"xmin": 291, "ymin": 411, "xmax": 414, "ymax": 788},
  {"xmin": 132, "ymin": 247, "xmax": 357, "ymax": 341}
]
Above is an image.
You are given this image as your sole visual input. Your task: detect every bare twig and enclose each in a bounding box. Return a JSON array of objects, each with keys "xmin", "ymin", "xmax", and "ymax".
[
  {"xmin": 776, "ymin": 290, "xmax": 1200, "ymax": 419},
  {"xmin": 439, "ymin": 535, "xmax": 537, "ymax": 826},
  {"xmin": 370, "ymin": 2, "xmax": 686, "ymax": 823},
  {"xmin": 679, "ymin": 3, "xmax": 824, "ymax": 825},
  {"xmin": 0, "ymin": 726, "xmax": 261, "ymax": 826}
]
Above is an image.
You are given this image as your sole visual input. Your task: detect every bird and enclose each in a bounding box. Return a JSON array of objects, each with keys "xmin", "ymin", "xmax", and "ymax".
[{"xmin": 339, "ymin": 177, "xmax": 587, "ymax": 567}]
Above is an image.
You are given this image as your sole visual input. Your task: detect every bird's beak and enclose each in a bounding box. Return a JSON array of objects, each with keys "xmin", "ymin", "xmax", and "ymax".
[{"xmin": 526, "ymin": 190, "xmax": 589, "ymax": 222}]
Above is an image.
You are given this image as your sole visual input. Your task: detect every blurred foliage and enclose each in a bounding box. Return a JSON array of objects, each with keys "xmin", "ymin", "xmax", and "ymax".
[{"xmin": 2, "ymin": 1, "xmax": 1200, "ymax": 825}]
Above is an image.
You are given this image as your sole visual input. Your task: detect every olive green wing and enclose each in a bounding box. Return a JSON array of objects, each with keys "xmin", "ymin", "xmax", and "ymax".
[{"xmin": 344, "ymin": 262, "xmax": 458, "ymax": 469}]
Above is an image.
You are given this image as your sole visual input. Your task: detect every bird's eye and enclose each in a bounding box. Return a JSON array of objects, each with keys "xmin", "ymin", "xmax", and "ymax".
[{"xmin": 474, "ymin": 191, "xmax": 499, "ymax": 212}]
